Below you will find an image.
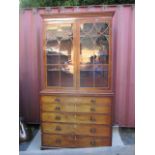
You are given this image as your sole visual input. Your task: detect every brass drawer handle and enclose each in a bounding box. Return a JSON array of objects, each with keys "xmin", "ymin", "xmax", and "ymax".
[
  {"xmin": 55, "ymin": 106, "xmax": 61, "ymax": 111},
  {"xmin": 70, "ymin": 135, "xmax": 77, "ymax": 141},
  {"xmin": 90, "ymin": 140, "xmax": 96, "ymax": 146},
  {"xmin": 91, "ymin": 99, "xmax": 96, "ymax": 103},
  {"xmin": 90, "ymin": 107, "xmax": 96, "ymax": 112},
  {"xmin": 55, "ymin": 98, "xmax": 60, "ymax": 103},
  {"xmin": 90, "ymin": 128, "xmax": 96, "ymax": 133},
  {"xmin": 90, "ymin": 116, "xmax": 96, "ymax": 122},
  {"xmin": 55, "ymin": 126, "xmax": 61, "ymax": 131},
  {"xmin": 55, "ymin": 116, "xmax": 61, "ymax": 120},
  {"xmin": 55, "ymin": 139, "xmax": 61, "ymax": 144}
]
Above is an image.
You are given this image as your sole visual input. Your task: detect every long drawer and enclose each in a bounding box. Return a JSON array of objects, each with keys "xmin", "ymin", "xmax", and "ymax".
[
  {"xmin": 41, "ymin": 102, "xmax": 111, "ymax": 113},
  {"xmin": 41, "ymin": 112, "xmax": 111, "ymax": 125},
  {"xmin": 41, "ymin": 96, "xmax": 112, "ymax": 105},
  {"xmin": 42, "ymin": 122, "xmax": 111, "ymax": 137},
  {"xmin": 42, "ymin": 134, "xmax": 111, "ymax": 147}
]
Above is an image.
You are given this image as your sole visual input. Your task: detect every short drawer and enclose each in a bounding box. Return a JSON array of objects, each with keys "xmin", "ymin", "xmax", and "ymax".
[
  {"xmin": 40, "ymin": 96, "xmax": 76, "ymax": 104},
  {"xmin": 42, "ymin": 134, "xmax": 76, "ymax": 147},
  {"xmin": 77, "ymin": 97, "xmax": 112, "ymax": 105},
  {"xmin": 42, "ymin": 112, "xmax": 75, "ymax": 123},
  {"xmin": 41, "ymin": 112, "xmax": 111, "ymax": 125},
  {"xmin": 42, "ymin": 134, "xmax": 111, "ymax": 147},
  {"xmin": 41, "ymin": 102, "xmax": 75, "ymax": 112},
  {"xmin": 76, "ymin": 113, "xmax": 111, "ymax": 124},
  {"xmin": 76, "ymin": 104, "xmax": 111, "ymax": 113},
  {"xmin": 42, "ymin": 122, "xmax": 111, "ymax": 137},
  {"xmin": 77, "ymin": 135, "xmax": 111, "ymax": 147}
]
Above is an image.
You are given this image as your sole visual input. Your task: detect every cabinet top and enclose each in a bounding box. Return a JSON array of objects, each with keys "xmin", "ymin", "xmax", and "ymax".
[{"xmin": 40, "ymin": 11, "xmax": 115, "ymax": 19}]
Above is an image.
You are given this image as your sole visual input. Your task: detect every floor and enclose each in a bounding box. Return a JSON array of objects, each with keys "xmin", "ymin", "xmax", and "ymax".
[{"xmin": 19, "ymin": 126, "xmax": 135, "ymax": 155}]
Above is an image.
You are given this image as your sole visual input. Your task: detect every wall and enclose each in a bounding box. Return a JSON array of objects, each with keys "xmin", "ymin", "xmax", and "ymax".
[{"xmin": 19, "ymin": 5, "xmax": 135, "ymax": 127}]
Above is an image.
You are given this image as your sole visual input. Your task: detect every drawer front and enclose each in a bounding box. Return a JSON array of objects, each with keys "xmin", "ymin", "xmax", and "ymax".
[
  {"xmin": 41, "ymin": 96, "xmax": 112, "ymax": 105},
  {"xmin": 76, "ymin": 104, "xmax": 111, "ymax": 113},
  {"xmin": 77, "ymin": 136, "xmax": 111, "ymax": 147},
  {"xmin": 42, "ymin": 102, "xmax": 111, "ymax": 113},
  {"xmin": 42, "ymin": 103, "xmax": 75, "ymax": 112},
  {"xmin": 42, "ymin": 122, "xmax": 111, "ymax": 137},
  {"xmin": 42, "ymin": 123, "xmax": 74, "ymax": 135},
  {"xmin": 42, "ymin": 134, "xmax": 111, "ymax": 147},
  {"xmin": 76, "ymin": 114, "xmax": 111, "ymax": 124},
  {"xmin": 77, "ymin": 97, "xmax": 112, "ymax": 105},
  {"xmin": 42, "ymin": 112, "xmax": 111, "ymax": 125},
  {"xmin": 75, "ymin": 124, "xmax": 111, "ymax": 137},
  {"xmin": 42, "ymin": 112, "xmax": 75, "ymax": 123},
  {"xmin": 42, "ymin": 134, "xmax": 76, "ymax": 147},
  {"xmin": 41, "ymin": 96, "xmax": 76, "ymax": 104}
]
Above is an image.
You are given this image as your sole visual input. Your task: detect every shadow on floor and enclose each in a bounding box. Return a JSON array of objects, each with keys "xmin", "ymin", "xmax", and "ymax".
[{"xmin": 119, "ymin": 127, "xmax": 135, "ymax": 145}]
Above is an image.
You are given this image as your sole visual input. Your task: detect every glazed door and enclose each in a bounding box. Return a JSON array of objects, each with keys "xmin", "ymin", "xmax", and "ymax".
[
  {"xmin": 45, "ymin": 22, "xmax": 76, "ymax": 88},
  {"xmin": 78, "ymin": 19, "xmax": 112, "ymax": 89},
  {"xmin": 44, "ymin": 18, "xmax": 112, "ymax": 90}
]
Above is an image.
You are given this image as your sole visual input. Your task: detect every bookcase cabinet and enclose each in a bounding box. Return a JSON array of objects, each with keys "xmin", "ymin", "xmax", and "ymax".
[{"xmin": 40, "ymin": 11, "xmax": 114, "ymax": 148}]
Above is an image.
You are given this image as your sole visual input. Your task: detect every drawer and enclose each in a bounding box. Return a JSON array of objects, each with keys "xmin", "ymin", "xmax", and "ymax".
[
  {"xmin": 42, "ymin": 122, "xmax": 111, "ymax": 137},
  {"xmin": 77, "ymin": 97, "xmax": 112, "ymax": 105},
  {"xmin": 76, "ymin": 113, "xmax": 111, "ymax": 124},
  {"xmin": 42, "ymin": 134, "xmax": 76, "ymax": 147},
  {"xmin": 41, "ymin": 96, "xmax": 76, "ymax": 104},
  {"xmin": 76, "ymin": 104, "xmax": 111, "ymax": 113},
  {"xmin": 41, "ymin": 102, "xmax": 75, "ymax": 112},
  {"xmin": 41, "ymin": 112, "xmax": 111, "ymax": 125},
  {"xmin": 77, "ymin": 135, "xmax": 111, "ymax": 147},
  {"xmin": 42, "ymin": 112, "xmax": 75, "ymax": 123},
  {"xmin": 41, "ymin": 102, "xmax": 111, "ymax": 113},
  {"xmin": 42, "ymin": 134, "xmax": 111, "ymax": 147},
  {"xmin": 41, "ymin": 96, "xmax": 112, "ymax": 105}
]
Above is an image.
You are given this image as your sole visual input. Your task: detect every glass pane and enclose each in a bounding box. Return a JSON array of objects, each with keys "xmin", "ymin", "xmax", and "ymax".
[
  {"xmin": 80, "ymin": 37, "xmax": 96, "ymax": 64},
  {"xmin": 47, "ymin": 55, "xmax": 59, "ymax": 64},
  {"xmin": 80, "ymin": 23, "xmax": 94, "ymax": 35},
  {"xmin": 60, "ymin": 65, "xmax": 74, "ymax": 87},
  {"xmin": 47, "ymin": 65, "xmax": 60, "ymax": 86},
  {"xmin": 46, "ymin": 40, "xmax": 59, "ymax": 55},
  {"xmin": 94, "ymin": 65, "xmax": 108, "ymax": 87},
  {"xmin": 95, "ymin": 23, "xmax": 109, "ymax": 35},
  {"xmin": 95, "ymin": 35, "xmax": 109, "ymax": 64},
  {"xmin": 60, "ymin": 39, "xmax": 73, "ymax": 64},
  {"xmin": 80, "ymin": 65, "xmax": 94, "ymax": 87}
]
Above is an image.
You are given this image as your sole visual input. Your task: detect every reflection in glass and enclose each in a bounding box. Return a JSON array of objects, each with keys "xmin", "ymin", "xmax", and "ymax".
[
  {"xmin": 80, "ymin": 23, "xmax": 94, "ymax": 35},
  {"xmin": 46, "ymin": 40, "xmax": 59, "ymax": 55},
  {"xmin": 95, "ymin": 23, "xmax": 109, "ymax": 35},
  {"xmin": 80, "ymin": 37, "xmax": 96, "ymax": 64},
  {"xmin": 47, "ymin": 66, "xmax": 60, "ymax": 86},
  {"xmin": 95, "ymin": 71, "xmax": 108, "ymax": 87},
  {"xmin": 94, "ymin": 65, "xmax": 108, "ymax": 87},
  {"xmin": 47, "ymin": 55, "xmax": 59, "ymax": 64},
  {"xmin": 60, "ymin": 65, "xmax": 74, "ymax": 87},
  {"xmin": 80, "ymin": 65, "xmax": 93, "ymax": 87},
  {"xmin": 60, "ymin": 64, "xmax": 74, "ymax": 74},
  {"xmin": 60, "ymin": 39, "xmax": 73, "ymax": 64}
]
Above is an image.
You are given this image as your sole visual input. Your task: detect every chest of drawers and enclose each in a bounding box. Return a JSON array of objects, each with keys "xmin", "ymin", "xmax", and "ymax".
[{"xmin": 40, "ymin": 95, "xmax": 112, "ymax": 148}]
